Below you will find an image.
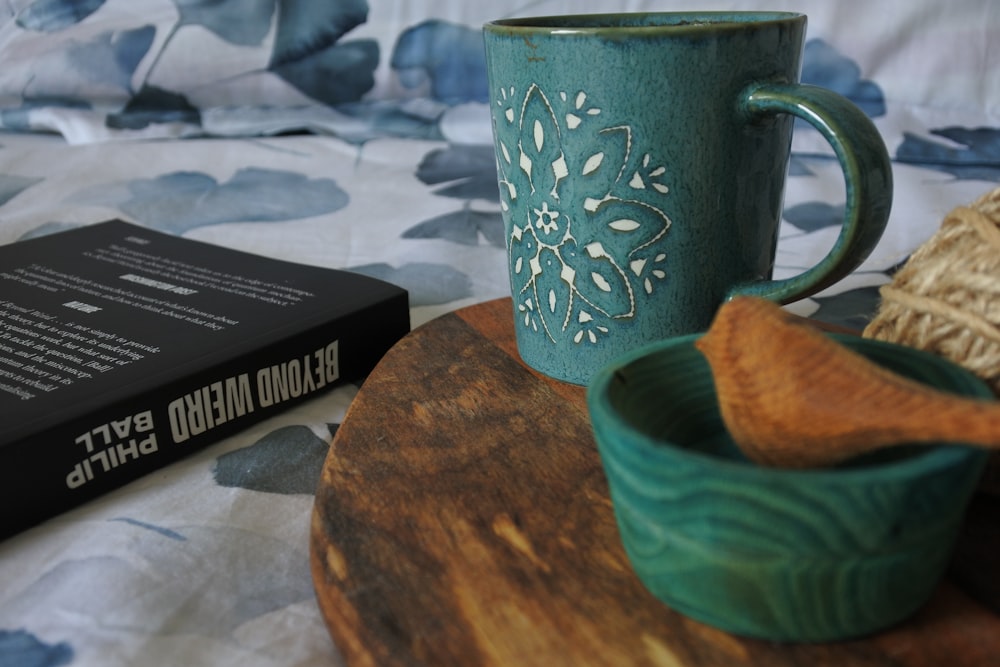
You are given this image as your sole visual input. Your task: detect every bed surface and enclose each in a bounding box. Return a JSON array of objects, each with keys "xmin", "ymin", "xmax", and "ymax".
[{"xmin": 1, "ymin": 1, "xmax": 998, "ymax": 664}]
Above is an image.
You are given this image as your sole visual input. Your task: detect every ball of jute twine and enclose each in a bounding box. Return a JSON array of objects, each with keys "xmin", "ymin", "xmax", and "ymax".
[
  {"xmin": 864, "ymin": 185, "xmax": 1000, "ymax": 396},
  {"xmin": 863, "ymin": 185, "xmax": 1000, "ymax": 493}
]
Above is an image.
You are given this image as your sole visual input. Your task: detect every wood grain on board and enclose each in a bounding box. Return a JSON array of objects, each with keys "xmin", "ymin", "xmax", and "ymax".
[{"xmin": 311, "ymin": 297, "xmax": 1000, "ymax": 666}]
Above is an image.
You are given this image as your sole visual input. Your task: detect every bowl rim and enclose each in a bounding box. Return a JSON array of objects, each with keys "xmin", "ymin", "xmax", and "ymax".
[
  {"xmin": 586, "ymin": 332, "xmax": 993, "ymax": 481},
  {"xmin": 484, "ymin": 12, "xmax": 805, "ymax": 36}
]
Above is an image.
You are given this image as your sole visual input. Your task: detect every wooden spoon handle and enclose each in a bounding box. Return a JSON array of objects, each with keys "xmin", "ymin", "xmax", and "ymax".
[
  {"xmin": 698, "ymin": 296, "xmax": 1000, "ymax": 469},
  {"xmin": 841, "ymin": 385, "xmax": 1000, "ymax": 453}
]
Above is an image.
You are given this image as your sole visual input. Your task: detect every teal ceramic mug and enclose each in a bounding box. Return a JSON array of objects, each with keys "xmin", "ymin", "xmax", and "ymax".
[{"xmin": 484, "ymin": 13, "xmax": 892, "ymax": 384}]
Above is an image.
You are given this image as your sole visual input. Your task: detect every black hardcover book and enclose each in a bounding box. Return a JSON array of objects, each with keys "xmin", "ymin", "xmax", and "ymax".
[{"xmin": 0, "ymin": 220, "xmax": 410, "ymax": 539}]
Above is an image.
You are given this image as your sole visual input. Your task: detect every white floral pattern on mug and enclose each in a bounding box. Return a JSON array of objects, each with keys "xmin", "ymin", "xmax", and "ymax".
[{"xmin": 492, "ymin": 83, "xmax": 672, "ymax": 346}]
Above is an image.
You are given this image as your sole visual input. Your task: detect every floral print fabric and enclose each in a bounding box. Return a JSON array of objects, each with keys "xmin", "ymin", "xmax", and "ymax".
[{"xmin": 0, "ymin": 1, "xmax": 998, "ymax": 665}]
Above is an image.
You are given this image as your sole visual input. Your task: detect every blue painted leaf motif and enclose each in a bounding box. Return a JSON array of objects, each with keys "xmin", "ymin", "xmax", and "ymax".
[
  {"xmin": 271, "ymin": 39, "xmax": 378, "ymax": 106},
  {"xmin": 328, "ymin": 100, "xmax": 445, "ymax": 144},
  {"xmin": 518, "ymin": 85, "xmax": 566, "ymax": 211},
  {"xmin": 896, "ymin": 127, "xmax": 1000, "ymax": 182},
  {"xmin": 15, "ymin": 0, "xmax": 105, "ymax": 32},
  {"xmin": 508, "ymin": 222, "xmax": 538, "ymax": 292},
  {"xmin": 7, "ymin": 526, "xmax": 313, "ymax": 636},
  {"xmin": 271, "ymin": 0, "xmax": 366, "ymax": 61},
  {"xmin": 268, "ymin": 0, "xmax": 377, "ymax": 105},
  {"xmin": 531, "ymin": 246, "xmax": 577, "ymax": 339},
  {"xmin": 2, "ymin": 25, "xmax": 151, "ymax": 131},
  {"xmin": 783, "ymin": 201, "xmax": 845, "ymax": 232},
  {"xmin": 174, "ymin": 0, "xmax": 275, "ymax": 46},
  {"xmin": 18, "ymin": 222, "xmax": 79, "ymax": 241},
  {"xmin": 106, "ymin": 85, "xmax": 200, "ymax": 131},
  {"xmin": 115, "ymin": 1, "xmax": 272, "ymax": 122},
  {"xmin": 810, "ymin": 285, "xmax": 884, "ymax": 331},
  {"xmin": 559, "ymin": 237, "xmax": 632, "ymax": 321},
  {"xmin": 577, "ymin": 124, "xmax": 630, "ymax": 196},
  {"xmin": 348, "ymin": 262, "xmax": 473, "ymax": 307},
  {"xmin": 415, "ymin": 144, "xmax": 499, "ymax": 201},
  {"xmin": 492, "ymin": 83, "xmax": 672, "ymax": 347},
  {"xmin": 214, "ymin": 425, "xmax": 328, "ymax": 494},
  {"xmin": 801, "ymin": 39, "xmax": 885, "ymax": 118},
  {"xmin": 390, "ymin": 20, "xmax": 489, "ymax": 104},
  {"xmin": 788, "ymin": 156, "xmax": 815, "ymax": 177},
  {"xmin": 72, "ymin": 168, "xmax": 349, "ymax": 233},
  {"xmin": 402, "ymin": 209, "xmax": 505, "ymax": 248},
  {"xmin": 0, "ymin": 629, "xmax": 73, "ymax": 666},
  {"xmin": 403, "ymin": 145, "xmax": 503, "ymax": 252},
  {"xmin": 577, "ymin": 125, "xmax": 672, "ymax": 268},
  {"xmin": 584, "ymin": 196, "xmax": 669, "ymax": 301},
  {"xmin": 509, "ymin": 85, "xmax": 577, "ymax": 337},
  {"xmin": 65, "ymin": 26, "xmax": 156, "ymax": 93},
  {"xmin": 1, "ymin": 98, "xmax": 91, "ymax": 132},
  {"xmin": 109, "ymin": 518, "xmax": 187, "ymax": 541},
  {"xmin": 0, "ymin": 174, "xmax": 43, "ymax": 208}
]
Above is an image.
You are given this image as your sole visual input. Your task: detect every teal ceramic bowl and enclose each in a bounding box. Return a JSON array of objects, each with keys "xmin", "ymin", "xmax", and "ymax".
[{"xmin": 587, "ymin": 333, "xmax": 990, "ymax": 642}]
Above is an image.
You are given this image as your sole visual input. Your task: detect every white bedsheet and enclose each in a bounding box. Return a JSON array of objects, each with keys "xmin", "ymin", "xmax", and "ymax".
[{"xmin": 0, "ymin": 1, "xmax": 997, "ymax": 664}]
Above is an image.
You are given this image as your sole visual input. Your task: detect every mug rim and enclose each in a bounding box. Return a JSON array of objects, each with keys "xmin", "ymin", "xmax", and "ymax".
[{"xmin": 484, "ymin": 11, "xmax": 805, "ymax": 35}]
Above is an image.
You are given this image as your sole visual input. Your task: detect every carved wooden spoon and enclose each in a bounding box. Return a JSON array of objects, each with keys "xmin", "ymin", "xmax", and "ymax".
[{"xmin": 694, "ymin": 296, "xmax": 1000, "ymax": 468}]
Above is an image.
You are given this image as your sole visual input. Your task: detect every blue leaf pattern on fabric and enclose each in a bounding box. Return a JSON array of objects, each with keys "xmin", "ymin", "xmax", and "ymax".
[
  {"xmin": 3, "ymin": 527, "xmax": 314, "ymax": 638},
  {"xmin": 787, "ymin": 156, "xmax": 816, "ymax": 176},
  {"xmin": 114, "ymin": 1, "xmax": 273, "ymax": 130},
  {"xmin": 801, "ymin": 39, "xmax": 886, "ymax": 117},
  {"xmin": 106, "ymin": 85, "xmax": 201, "ymax": 130},
  {"xmin": 268, "ymin": 0, "xmax": 378, "ymax": 105},
  {"xmin": 809, "ymin": 285, "xmax": 883, "ymax": 330},
  {"xmin": 73, "ymin": 168, "xmax": 349, "ymax": 233},
  {"xmin": 213, "ymin": 425, "xmax": 329, "ymax": 495},
  {"xmin": 403, "ymin": 209, "xmax": 505, "ymax": 248},
  {"xmin": 1, "ymin": 7, "xmax": 995, "ymax": 667},
  {"xmin": 108, "ymin": 518, "xmax": 187, "ymax": 541},
  {"xmin": 331, "ymin": 100, "xmax": 446, "ymax": 144},
  {"xmin": 391, "ymin": 20, "xmax": 488, "ymax": 104},
  {"xmin": 65, "ymin": 26, "xmax": 156, "ymax": 94},
  {"xmin": 271, "ymin": 0, "xmax": 368, "ymax": 63},
  {"xmin": 0, "ymin": 174, "xmax": 43, "ymax": 208},
  {"xmin": 402, "ymin": 144, "xmax": 503, "ymax": 247},
  {"xmin": 0, "ymin": 629, "xmax": 73, "ymax": 667},
  {"xmin": 174, "ymin": 0, "xmax": 275, "ymax": 46},
  {"xmin": 896, "ymin": 127, "xmax": 1000, "ymax": 181},
  {"xmin": 415, "ymin": 144, "xmax": 499, "ymax": 200},
  {"xmin": 15, "ymin": 0, "xmax": 105, "ymax": 32},
  {"xmin": 349, "ymin": 262, "xmax": 473, "ymax": 306},
  {"xmin": 782, "ymin": 201, "xmax": 845, "ymax": 232},
  {"xmin": 1, "ymin": 98, "xmax": 91, "ymax": 132},
  {"xmin": 272, "ymin": 39, "xmax": 380, "ymax": 106},
  {"xmin": 17, "ymin": 222, "xmax": 80, "ymax": 241}
]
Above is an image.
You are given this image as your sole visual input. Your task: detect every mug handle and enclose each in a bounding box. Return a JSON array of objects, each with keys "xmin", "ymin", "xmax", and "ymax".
[{"xmin": 727, "ymin": 82, "xmax": 893, "ymax": 303}]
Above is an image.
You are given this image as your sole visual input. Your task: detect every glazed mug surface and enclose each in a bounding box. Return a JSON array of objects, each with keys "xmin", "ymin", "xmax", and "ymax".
[{"xmin": 483, "ymin": 12, "xmax": 892, "ymax": 384}]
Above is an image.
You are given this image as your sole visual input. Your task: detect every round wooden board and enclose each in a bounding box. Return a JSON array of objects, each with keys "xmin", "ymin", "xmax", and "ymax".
[{"xmin": 310, "ymin": 297, "xmax": 1000, "ymax": 667}]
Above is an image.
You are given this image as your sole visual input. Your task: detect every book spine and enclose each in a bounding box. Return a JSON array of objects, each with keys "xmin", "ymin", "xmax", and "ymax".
[{"xmin": 0, "ymin": 292, "xmax": 409, "ymax": 539}]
